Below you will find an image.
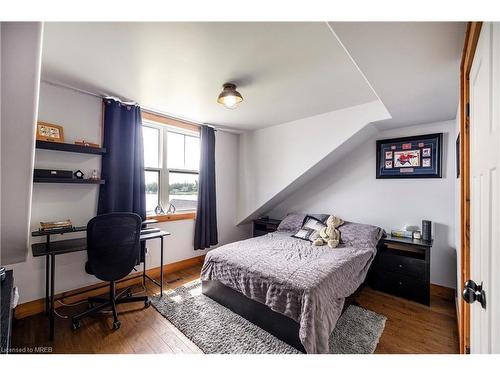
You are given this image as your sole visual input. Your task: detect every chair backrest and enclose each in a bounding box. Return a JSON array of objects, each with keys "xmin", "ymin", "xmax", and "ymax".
[{"xmin": 87, "ymin": 213, "xmax": 142, "ymax": 282}]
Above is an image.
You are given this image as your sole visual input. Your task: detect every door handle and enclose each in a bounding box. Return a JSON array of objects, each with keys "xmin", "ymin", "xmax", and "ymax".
[{"xmin": 462, "ymin": 280, "xmax": 487, "ymax": 309}]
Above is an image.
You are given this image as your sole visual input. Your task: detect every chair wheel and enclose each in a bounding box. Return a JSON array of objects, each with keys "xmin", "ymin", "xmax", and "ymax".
[
  {"xmin": 112, "ymin": 320, "xmax": 121, "ymax": 330},
  {"xmin": 72, "ymin": 320, "xmax": 81, "ymax": 331},
  {"xmin": 144, "ymin": 299, "xmax": 151, "ymax": 308}
]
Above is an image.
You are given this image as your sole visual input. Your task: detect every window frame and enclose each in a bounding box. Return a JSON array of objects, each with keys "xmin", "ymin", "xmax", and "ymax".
[{"xmin": 142, "ymin": 116, "xmax": 200, "ymax": 216}]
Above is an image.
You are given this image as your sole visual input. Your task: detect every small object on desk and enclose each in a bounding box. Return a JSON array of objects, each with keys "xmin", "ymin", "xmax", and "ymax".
[
  {"xmin": 369, "ymin": 234, "xmax": 432, "ymax": 305},
  {"xmin": 89, "ymin": 169, "xmax": 99, "ymax": 180},
  {"xmin": 253, "ymin": 218, "xmax": 281, "ymax": 237},
  {"xmin": 73, "ymin": 169, "xmax": 84, "ymax": 179},
  {"xmin": 74, "ymin": 140, "xmax": 100, "ymax": 148},
  {"xmin": 413, "ymin": 230, "xmax": 422, "ymax": 239},
  {"xmin": 40, "ymin": 219, "xmax": 73, "ymax": 232},
  {"xmin": 34, "ymin": 168, "xmax": 73, "ymax": 180}
]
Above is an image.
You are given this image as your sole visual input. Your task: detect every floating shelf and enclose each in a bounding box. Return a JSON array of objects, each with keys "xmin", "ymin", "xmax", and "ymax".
[
  {"xmin": 33, "ymin": 177, "xmax": 105, "ymax": 184},
  {"xmin": 36, "ymin": 140, "xmax": 106, "ymax": 155}
]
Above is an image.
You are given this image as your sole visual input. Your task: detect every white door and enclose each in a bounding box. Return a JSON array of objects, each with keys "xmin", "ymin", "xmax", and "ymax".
[{"xmin": 469, "ymin": 22, "xmax": 500, "ymax": 354}]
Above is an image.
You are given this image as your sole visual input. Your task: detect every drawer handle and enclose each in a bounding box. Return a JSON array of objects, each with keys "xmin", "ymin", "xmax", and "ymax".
[{"xmin": 398, "ymin": 264, "xmax": 403, "ymax": 268}]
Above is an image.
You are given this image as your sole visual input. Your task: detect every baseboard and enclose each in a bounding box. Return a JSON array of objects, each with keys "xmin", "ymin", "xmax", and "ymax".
[
  {"xmin": 430, "ymin": 283, "xmax": 455, "ymax": 302},
  {"xmin": 14, "ymin": 254, "xmax": 205, "ymax": 319}
]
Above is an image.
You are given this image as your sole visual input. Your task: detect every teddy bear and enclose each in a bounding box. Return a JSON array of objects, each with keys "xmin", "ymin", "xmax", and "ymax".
[{"xmin": 313, "ymin": 215, "xmax": 344, "ymax": 248}]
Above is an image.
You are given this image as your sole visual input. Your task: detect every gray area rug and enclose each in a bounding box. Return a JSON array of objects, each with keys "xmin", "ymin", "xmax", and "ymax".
[{"xmin": 152, "ymin": 280, "xmax": 386, "ymax": 354}]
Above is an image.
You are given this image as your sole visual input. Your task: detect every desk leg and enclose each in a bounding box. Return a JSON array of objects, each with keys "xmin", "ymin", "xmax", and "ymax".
[
  {"xmin": 160, "ymin": 236, "xmax": 164, "ymax": 297},
  {"xmin": 49, "ymin": 253, "xmax": 55, "ymax": 341},
  {"xmin": 143, "ymin": 249, "xmax": 146, "ymax": 287},
  {"xmin": 45, "ymin": 254, "xmax": 50, "ymax": 316}
]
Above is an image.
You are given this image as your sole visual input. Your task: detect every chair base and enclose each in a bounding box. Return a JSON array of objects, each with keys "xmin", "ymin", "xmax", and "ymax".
[{"xmin": 72, "ymin": 281, "xmax": 150, "ymax": 331}]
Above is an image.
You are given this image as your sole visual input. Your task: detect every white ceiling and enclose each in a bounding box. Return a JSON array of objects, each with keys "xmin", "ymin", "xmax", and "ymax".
[
  {"xmin": 330, "ymin": 22, "xmax": 466, "ymax": 129},
  {"xmin": 41, "ymin": 22, "xmax": 377, "ymax": 130}
]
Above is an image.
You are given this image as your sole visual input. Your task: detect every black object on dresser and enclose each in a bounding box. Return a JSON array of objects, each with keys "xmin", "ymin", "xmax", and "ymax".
[
  {"xmin": 369, "ymin": 235, "xmax": 432, "ymax": 306},
  {"xmin": 253, "ymin": 218, "xmax": 281, "ymax": 237},
  {"xmin": 1, "ymin": 270, "xmax": 14, "ymax": 354}
]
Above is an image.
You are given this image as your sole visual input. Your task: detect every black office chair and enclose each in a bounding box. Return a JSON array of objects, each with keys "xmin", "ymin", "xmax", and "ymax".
[{"xmin": 72, "ymin": 213, "xmax": 150, "ymax": 331}]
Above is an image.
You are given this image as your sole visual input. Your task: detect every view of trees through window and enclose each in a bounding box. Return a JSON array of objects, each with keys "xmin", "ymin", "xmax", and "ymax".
[{"xmin": 143, "ymin": 122, "xmax": 199, "ymax": 213}]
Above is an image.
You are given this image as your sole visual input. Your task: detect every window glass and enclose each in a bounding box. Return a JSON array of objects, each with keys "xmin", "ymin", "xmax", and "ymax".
[
  {"xmin": 185, "ymin": 135, "xmax": 200, "ymax": 171},
  {"xmin": 145, "ymin": 170, "xmax": 159, "ymax": 212},
  {"xmin": 167, "ymin": 132, "xmax": 184, "ymax": 169},
  {"xmin": 143, "ymin": 126, "xmax": 160, "ymax": 168},
  {"xmin": 168, "ymin": 172, "xmax": 198, "ymax": 212}
]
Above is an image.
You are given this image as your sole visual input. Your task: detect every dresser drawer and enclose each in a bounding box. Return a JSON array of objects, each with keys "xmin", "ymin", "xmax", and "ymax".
[
  {"xmin": 374, "ymin": 251, "xmax": 426, "ymax": 280},
  {"xmin": 371, "ymin": 270, "xmax": 429, "ymax": 305}
]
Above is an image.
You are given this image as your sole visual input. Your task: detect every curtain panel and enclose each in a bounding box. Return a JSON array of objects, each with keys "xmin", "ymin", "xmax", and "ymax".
[
  {"xmin": 194, "ymin": 125, "xmax": 218, "ymax": 250},
  {"xmin": 97, "ymin": 98, "xmax": 146, "ymax": 221}
]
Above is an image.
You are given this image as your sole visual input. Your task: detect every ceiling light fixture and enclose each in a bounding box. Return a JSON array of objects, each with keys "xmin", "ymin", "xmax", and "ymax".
[{"xmin": 217, "ymin": 83, "xmax": 243, "ymax": 109}]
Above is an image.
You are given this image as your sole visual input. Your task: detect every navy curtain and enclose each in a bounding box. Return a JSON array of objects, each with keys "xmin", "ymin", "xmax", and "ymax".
[
  {"xmin": 98, "ymin": 98, "xmax": 146, "ymax": 221},
  {"xmin": 194, "ymin": 126, "xmax": 218, "ymax": 250}
]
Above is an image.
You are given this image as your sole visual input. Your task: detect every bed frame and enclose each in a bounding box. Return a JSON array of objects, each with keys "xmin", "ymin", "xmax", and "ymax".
[{"xmin": 201, "ymin": 279, "xmax": 364, "ymax": 353}]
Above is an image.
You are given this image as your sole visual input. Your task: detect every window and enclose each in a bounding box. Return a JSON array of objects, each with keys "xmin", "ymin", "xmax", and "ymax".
[{"xmin": 142, "ymin": 116, "xmax": 200, "ymax": 215}]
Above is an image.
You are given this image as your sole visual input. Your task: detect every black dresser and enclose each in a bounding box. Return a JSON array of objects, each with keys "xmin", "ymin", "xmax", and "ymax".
[
  {"xmin": 1, "ymin": 270, "xmax": 14, "ymax": 354},
  {"xmin": 253, "ymin": 218, "xmax": 281, "ymax": 237},
  {"xmin": 369, "ymin": 235, "xmax": 432, "ymax": 306}
]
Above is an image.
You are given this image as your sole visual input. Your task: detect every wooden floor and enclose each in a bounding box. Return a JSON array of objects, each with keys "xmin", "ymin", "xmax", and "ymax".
[{"xmin": 12, "ymin": 264, "xmax": 459, "ymax": 354}]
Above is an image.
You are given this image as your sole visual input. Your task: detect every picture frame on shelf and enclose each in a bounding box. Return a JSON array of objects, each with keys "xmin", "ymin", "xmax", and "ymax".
[
  {"xmin": 376, "ymin": 133, "xmax": 443, "ymax": 179},
  {"xmin": 36, "ymin": 121, "xmax": 65, "ymax": 143}
]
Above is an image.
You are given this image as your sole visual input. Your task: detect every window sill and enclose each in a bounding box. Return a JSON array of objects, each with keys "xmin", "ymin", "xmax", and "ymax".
[{"xmin": 147, "ymin": 212, "xmax": 196, "ymax": 223}]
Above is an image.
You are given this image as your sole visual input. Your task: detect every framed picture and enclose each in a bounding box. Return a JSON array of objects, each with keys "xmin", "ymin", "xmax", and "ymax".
[
  {"xmin": 36, "ymin": 121, "xmax": 65, "ymax": 143},
  {"xmin": 456, "ymin": 133, "xmax": 460, "ymax": 178},
  {"xmin": 376, "ymin": 133, "xmax": 443, "ymax": 179}
]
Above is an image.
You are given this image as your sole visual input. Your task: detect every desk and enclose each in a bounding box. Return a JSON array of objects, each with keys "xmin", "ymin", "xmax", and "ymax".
[{"xmin": 31, "ymin": 228, "xmax": 170, "ymax": 340}]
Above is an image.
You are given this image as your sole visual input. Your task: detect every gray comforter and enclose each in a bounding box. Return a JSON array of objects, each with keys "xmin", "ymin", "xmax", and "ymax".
[{"xmin": 201, "ymin": 221, "xmax": 383, "ymax": 354}]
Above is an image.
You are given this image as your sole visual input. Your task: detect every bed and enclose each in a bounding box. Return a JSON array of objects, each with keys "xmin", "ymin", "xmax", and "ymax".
[{"xmin": 201, "ymin": 214, "xmax": 383, "ymax": 354}]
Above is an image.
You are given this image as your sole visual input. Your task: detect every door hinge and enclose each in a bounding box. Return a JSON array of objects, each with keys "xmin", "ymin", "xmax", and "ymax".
[
  {"xmin": 466, "ymin": 102, "xmax": 470, "ymax": 117},
  {"xmin": 466, "ymin": 346, "xmax": 470, "ymax": 354}
]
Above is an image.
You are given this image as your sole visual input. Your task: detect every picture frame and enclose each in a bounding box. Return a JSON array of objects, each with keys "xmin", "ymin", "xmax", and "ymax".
[
  {"xmin": 376, "ymin": 133, "xmax": 443, "ymax": 179},
  {"xmin": 36, "ymin": 121, "xmax": 65, "ymax": 143}
]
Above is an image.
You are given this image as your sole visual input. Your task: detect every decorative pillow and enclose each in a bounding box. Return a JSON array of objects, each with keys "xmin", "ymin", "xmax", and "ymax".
[
  {"xmin": 292, "ymin": 215, "xmax": 327, "ymax": 242},
  {"xmin": 277, "ymin": 213, "xmax": 329, "ymax": 232}
]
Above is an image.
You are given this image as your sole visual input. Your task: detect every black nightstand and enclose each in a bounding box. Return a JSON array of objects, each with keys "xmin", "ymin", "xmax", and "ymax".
[
  {"xmin": 253, "ymin": 218, "xmax": 281, "ymax": 237},
  {"xmin": 369, "ymin": 235, "xmax": 432, "ymax": 306}
]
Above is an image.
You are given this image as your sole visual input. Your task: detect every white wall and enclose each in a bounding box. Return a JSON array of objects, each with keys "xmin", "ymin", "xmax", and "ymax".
[
  {"xmin": 1, "ymin": 22, "xmax": 43, "ymax": 265},
  {"xmin": 8, "ymin": 82, "xmax": 250, "ymax": 304},
  {"xmin": 269, "ymin": 120, "xmax": 457, "ymax": 288},
  {"xmin": 238, "ymin": 100, "xmax": 391, "ymax": 223}
]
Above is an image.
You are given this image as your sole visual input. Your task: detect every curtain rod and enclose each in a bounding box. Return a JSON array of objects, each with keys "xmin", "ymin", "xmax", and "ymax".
[{"xmin": 40, "ymin": 79, "xmax": 234, "ymax": 133}]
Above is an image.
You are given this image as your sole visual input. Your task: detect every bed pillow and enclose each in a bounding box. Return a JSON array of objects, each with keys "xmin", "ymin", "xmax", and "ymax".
[
  {"xmin": 277, "ymin": 213, "xmax": 308, "ymax": 232},
  {"xmin": 277, "ymin": 213, "xmax": 329, "ymax": 232},
  {"xmin": 292, "ymin": 215, "xmax": 327, "ymax": 242},
  {"xmin": 338, "ymin": 221, "xmax": 384, "ymax": 248}
]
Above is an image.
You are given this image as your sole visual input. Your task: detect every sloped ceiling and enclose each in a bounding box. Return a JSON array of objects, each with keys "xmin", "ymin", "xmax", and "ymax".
[
  {"xmin": 330, "ymin": 22, "xmax": 465, "ymax": 129},
  {"xmin": 41, "ymin": 22, "xmax": 377, "ymax": 130}
]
